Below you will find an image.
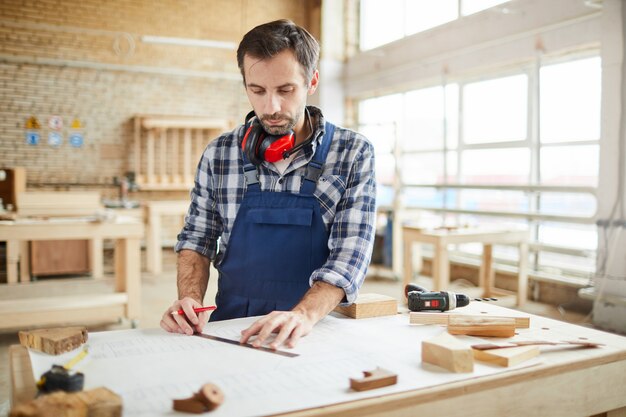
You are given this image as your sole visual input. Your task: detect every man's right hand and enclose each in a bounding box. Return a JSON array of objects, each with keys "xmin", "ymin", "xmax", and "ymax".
[{"xmin": 160, "ymin": 297, "xmax": 209, "ymax": 335}]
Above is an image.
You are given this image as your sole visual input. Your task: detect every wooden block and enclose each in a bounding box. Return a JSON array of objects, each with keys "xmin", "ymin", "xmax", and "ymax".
[
  {"xmin": 76, "ymin": 388, "xmax": 122, "ymax": 417},
  {"xmin": 173, "ymin": 398, "xmax": 207, "ymax": 414},
  {"xmin": 409, "ymin": 312, "xmax": 530, "ymax": 328},
  {"xmin": 9, "ymin": 387, "xmax": 120, "ymax": 417},
  {"xmin": 473, "ymin": 345, "xmax": 540, "ymax": 367},
  {"xmin": 334, "ymin": 293, "xmax": 397, "ymax": 319},
  {"xmin": 421, "ymin": 332, "xmax": 474, "ymax": 373},
  {"xmin": 447, "ymin": 316, "xmax": 516, "ymax": 338},
  {"xmin": 195, "ymin": 383, "xmax": 224, "ymax": 411},
  {"xmin": 19, "ymin": 327, "xmax": 88, "ymax": 355},
  {"xmin": 349, "ymin": 367, "xmax": 398, "ymax": 391},
  {"xmin": 16, "ymin": 192, "xmax": 102, "ymax": 217},
  {"xmin": 174, "ymin": 382, "xmax": 224, "ymax": 413}
]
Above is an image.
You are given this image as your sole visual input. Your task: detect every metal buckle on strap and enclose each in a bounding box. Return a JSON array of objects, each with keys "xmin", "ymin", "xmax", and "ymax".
[
  {"xmin": 304, "ymin": 161, "xmax": 323, "ymax": 183},
  {"xmin": 244, "ymin": 166, "xmax": 259, "ymax": 186}
]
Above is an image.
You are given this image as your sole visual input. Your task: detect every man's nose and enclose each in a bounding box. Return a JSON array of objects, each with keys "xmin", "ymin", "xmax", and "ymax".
[{"xmin": 263, "ymin": 93, "xmax": 281, "ymax": 115}]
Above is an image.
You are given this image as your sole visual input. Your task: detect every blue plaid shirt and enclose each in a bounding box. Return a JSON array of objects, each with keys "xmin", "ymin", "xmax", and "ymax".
[{"xmin": 175, "ymin": 106, "xmax": 376, "ymax": 304}]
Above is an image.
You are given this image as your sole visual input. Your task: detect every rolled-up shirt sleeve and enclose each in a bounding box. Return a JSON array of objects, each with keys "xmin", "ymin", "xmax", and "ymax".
[
  {"xmin": 310, "ymin": 139, "xmax": 377, "ymax": 305},
  {"xmin": 175, "ymin": 149, "xmax": 223, "ymax": 260}
]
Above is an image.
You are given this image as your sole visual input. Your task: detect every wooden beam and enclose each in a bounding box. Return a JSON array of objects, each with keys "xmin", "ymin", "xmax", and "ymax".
[
  {"xmin": 334, "ymin": 294, "xmax": 397, "ymax": 319},
  {"xmin": 447, "ymin": 316, "xmax": 516, "ymax": 338},
  {"xmin": 473, "ymin": 345, "xmax": 540, "ymax": 367},
  {"xmin": 409, "ymin": 312, "xmax": 530, "ymax": 329},
  {"xmin": 421, "ymin": 332, "xmax": 473, "ymax": 373}
]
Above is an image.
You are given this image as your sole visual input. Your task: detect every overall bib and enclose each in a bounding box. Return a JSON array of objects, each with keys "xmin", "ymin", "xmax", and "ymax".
[{"xmin": 210, "ymin": 122, "xmax": 336, "ymax": 321}]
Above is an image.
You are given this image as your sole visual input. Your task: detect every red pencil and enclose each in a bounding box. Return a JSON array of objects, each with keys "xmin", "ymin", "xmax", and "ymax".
[{"xmin": 171, "ymin": 306, "xmax": 217, "ymax": 315}]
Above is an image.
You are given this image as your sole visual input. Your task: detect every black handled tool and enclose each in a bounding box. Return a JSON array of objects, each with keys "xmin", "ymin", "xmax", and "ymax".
[{"xmin": 405, "ymin": 283, "xmax": 471, "ymax": 312}]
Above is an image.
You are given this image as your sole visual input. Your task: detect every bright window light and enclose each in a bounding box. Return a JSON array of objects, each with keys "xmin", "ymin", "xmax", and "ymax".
[
  {"xmin": 540, "ymin": 57, "xmax": 601, "ymax": 143},
  {"xmin": 540, "ymin": 145, "xmax": 599, "ymax": 186},
  {"xmin": 463, "ymin": 74, "xmax": 528, "ymax": 143},
  {"xmin": 461, "ymin": 0, "xmax": 509, "ymax": 16},
  {"xmin": 360, "ymin": 0, "xmax": 405, "ymax": 50},
  {"xmin": 461, "ymin": 148, "xmax": 530, "ymax": 184},
  {"xmin": 360, "ymin": 0, "xmax": 458, "ymax": 50},
  {"xmin": 405, "ymin": 0, "xmax": 458, "ymax": 36}
]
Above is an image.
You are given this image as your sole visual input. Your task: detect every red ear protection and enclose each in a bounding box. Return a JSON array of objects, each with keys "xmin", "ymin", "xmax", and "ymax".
[{"xmin": 241, "ymin": 118, "xmax": 295, "ymax": 165}]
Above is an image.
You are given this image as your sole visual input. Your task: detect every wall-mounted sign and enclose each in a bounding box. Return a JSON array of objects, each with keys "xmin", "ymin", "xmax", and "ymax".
[
  {"xmin": 48, "ymin": 132, "xmax": 62, "ymax": 147},
  {"xmin": 69, "ymin": 133, "xmax": 84, "ymax": 148},
  {"xmin": 25, "ymin": 131, "xmax": 40, "ymax": 145},
  {"xmin": 71, "ymin": 118, "xmax": 83, "ymax": 129},
  {"xmin": 25, "ymin": 116, "xmax": 41, "ymax": 130},
  {"xmin": 48, "ymin": 115, "xmax": 63, "ymax": 130}
]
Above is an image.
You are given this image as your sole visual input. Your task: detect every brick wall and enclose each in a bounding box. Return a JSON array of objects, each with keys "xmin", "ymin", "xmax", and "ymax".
[{"xmin": 0, "ymin": 0, "xmax": 315, "ymax": 194}]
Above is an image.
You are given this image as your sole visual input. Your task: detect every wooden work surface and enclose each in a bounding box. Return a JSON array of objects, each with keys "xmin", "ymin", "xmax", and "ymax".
[
  {"xmin": 8, "ymin": 303, "xmax": 626, "ymax": 417},
  {"xmin": 403, "ymin": 226, "xmax": 529, "ymax": 306},
  {"xmin": 0, "ymin": 216, "xmax": 144, "ymax": 331}
]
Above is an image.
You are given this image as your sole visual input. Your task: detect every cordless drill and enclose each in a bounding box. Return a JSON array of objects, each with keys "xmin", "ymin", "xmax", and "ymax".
[{"xmin": 405, "ymin": 283, "xmax": 470, "ymax": 312}]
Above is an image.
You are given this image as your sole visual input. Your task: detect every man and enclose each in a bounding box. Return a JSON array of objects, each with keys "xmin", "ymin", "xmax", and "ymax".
[{"xmin": 160, "ymin": 19, "xmax": 376, "ymax": 349}]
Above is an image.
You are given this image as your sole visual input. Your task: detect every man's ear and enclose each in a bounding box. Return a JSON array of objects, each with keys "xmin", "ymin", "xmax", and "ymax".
[{"xmin": 308, "ymin": 70, "xmax": 319, "ymax": 95}]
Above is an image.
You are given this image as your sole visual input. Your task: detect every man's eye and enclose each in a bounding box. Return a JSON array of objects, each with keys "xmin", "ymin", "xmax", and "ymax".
[{"xmin": 279, "ymin": 89, "xmax": 293, "ymax": 94}]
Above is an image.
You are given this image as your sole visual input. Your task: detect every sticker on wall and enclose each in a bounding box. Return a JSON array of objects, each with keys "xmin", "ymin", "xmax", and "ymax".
[
  {"xmin": 69, "ymin": 132, "xmax": 84, "ymax": 148},
  {"xmin": 25, "ymin": 131, "xmax": 40, "ymax": 145},
  {"xmin": 48, "ymin": 131, "xmax": 63, "ymax": 147},
  {"xmin": 70, "ymin": 118, "xmax": 83, "ymax": 129},
  {"xmin": 48, "ymin": 115, "xmax": 63, "ymax": 130},
  {"xmin": 25, "ymin": 116, "xmax": 41, "ymax": 130}
]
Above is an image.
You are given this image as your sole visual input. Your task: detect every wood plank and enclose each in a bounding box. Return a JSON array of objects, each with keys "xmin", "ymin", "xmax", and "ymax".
[
  {"xmin": 9, "ymin": 345, "xmax": 37, "ymax": 408},
  {"xmin": 159, "ymin": 129, "xmax": 168, "ymax": 184},
  {"xmin": 409, "ymin": 312, "xmax": 530, "ymax": 328},
  {"xmin": 183, "ymin": 128, "xmax": 192, "ymax": 183},
  {"xmin": 334, "ymin": 293, "xmax": 397, "ymax": 319},
  {"xmin": 447, "ymin": 316, "xmax": 516, "ymax": 338},
  {"xmin": 18, "ymin": 326, "xmax": 88, "ymax": 355},
  {"xmin": 421, "ymin": 332, "xmax": 474, "ymax": 373},
  {"xmin": 147, "ymin": 129, "xmax": 155, "ymax": 185},
  {"xmin": 9, "ymin": 387, "xmax": 122, "ymax": 417},
  {"xmin": 350, "ymin": 368, "xmax": 398, "ymax": 391},
  {"xmin": 0, "ymin": 294, "xmax": 128, "ymax": 331},
  {"xmin": 473, "ymin": 345, "xmax": 540, "ymax": 367},
  {"xmin": 16, "ymin": 192, "xmax": 101, "ymax": 217}
]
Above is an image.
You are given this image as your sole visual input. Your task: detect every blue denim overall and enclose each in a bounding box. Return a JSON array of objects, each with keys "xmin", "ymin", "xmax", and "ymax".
[{"xmin": 210, "ymin": 122, "xmax": 336, "ymax": 321}]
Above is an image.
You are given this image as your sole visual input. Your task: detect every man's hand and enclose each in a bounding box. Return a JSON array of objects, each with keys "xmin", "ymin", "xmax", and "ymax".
[
  {"xmin": 160, "ymin": 296, "xmax": 210, "ymax": 335},
  {"xmin": 240, "ymin": 281, "xmax": 345, "ymax": 349},
  {"xmin": 240, "ymin": 310, "xmax": 314, "ymax": 349}
]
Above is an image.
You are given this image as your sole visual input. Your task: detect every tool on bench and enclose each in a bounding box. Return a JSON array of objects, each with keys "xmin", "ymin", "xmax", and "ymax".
[
  {"xmin": 37, "ymin": 346, "xmax": 88, "ymax": 393},
  {"xmin": 405, "ymin": 284, "xmax": 498, "ymax": 312},
  {"xmin": 471, "ymin": 340, "xmax": 603, "ymax": 351},
  {"xmin": 193, "ymin": 333, "xmax": 299, "ymax": 358}
]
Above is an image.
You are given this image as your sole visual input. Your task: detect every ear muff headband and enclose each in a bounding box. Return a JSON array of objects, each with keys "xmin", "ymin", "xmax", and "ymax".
[{"xmin": 242, "ymin": 118, "xmax": 294, "ymax": 165}]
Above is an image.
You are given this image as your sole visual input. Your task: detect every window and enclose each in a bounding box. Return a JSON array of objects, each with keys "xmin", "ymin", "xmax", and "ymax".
[
  {"xmin": 358, "ymin": 55, "xmax": 601, "ymax": 278},
  {"xmin": 360, "ymin": 0, "xmax": 510, "ymax": 50},
  {"xmin": 463, "ymin": 75, "xmax": 528, "ymax": 144}
]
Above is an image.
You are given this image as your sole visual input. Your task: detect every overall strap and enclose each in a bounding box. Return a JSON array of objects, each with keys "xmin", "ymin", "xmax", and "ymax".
[
  {"xmin": 300, "ymin": 122, "xmax": 335, "ymax": 195},
  {"xmin": 241, "ymin": 121, "xmax": 261, "ymax": 192}
]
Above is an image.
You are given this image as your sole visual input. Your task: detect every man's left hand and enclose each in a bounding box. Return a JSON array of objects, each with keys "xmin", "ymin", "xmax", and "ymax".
[{"xmin": 240, "ymin": 310, "xmax": 314, "ymax": 349}]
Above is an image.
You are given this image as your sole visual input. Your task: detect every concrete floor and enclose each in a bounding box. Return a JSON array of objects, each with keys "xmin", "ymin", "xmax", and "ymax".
[{"xmin": 0, "ymin": 249, "xmax": 593, "ymax": 416}]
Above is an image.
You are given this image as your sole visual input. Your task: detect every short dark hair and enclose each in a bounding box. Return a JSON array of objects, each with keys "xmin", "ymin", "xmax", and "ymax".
[{"xmin": 237, "ymin": 19, "xmax": 320, "ymax": 85}]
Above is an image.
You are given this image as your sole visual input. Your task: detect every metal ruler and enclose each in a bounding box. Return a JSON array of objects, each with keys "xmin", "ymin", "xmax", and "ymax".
[{"xmin": 193, "ymin": 333, "xmax": 299, "ymax": 358}]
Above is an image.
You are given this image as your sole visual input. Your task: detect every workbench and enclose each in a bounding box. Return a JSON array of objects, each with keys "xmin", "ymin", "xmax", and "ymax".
[
  {"xmin": 403, "ymin": 226, "xmax": 529, "ymax": 305},
  {"xmin": 8, "ymin": 303, "xmax": 626, "ymax": 416},
  {"xmin": 144, "ymin": 200, "xmax": 189, "ymax": 274},
  {"xmin": 0, "ymin": 216, "xmax": 143, "ymax": 330}
]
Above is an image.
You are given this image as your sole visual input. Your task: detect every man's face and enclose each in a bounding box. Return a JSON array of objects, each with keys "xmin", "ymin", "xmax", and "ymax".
[{"xmin": 243, "ymin": 49, "xmax": 318, "ymax": 136}]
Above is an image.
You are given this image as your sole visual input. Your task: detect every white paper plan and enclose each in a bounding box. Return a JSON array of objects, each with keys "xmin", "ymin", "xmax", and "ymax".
[{"xmin": 28, "ymin": 312, "xmax": 541, "ymax": 417}]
